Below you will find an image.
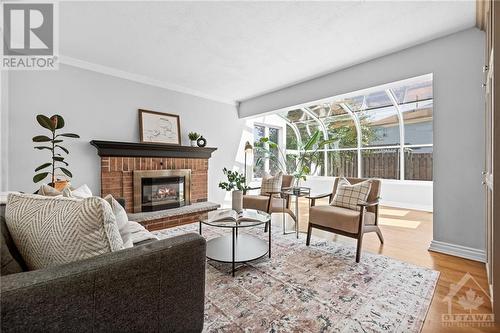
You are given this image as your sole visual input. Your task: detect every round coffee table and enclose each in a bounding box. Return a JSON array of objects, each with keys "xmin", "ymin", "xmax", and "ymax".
[{"xmin": 199, "ymin": 209, "xmax": 271, "ymax": 276}]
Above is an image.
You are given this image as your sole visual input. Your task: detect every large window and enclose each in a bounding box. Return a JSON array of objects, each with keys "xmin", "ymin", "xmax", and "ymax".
[
  {"xmin": 253, "ymin": 124, "xmax": 281, "ymax": 178},
  {"xmin": 278, "ymin": 74, "xmax": 433, "ymax": 181}
]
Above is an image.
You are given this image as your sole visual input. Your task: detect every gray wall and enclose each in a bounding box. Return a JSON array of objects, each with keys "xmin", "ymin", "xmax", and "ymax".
[
  {"xmin": 7, "ymin": 64, "xmax": 243, "ymax": 204},
  {"xmin": 0, "ymin": 71, "xmax": 8, "ymax": 192},
  {"xmin": 240, "ymin": 28, "xmax": 486, "ymax": 252}
]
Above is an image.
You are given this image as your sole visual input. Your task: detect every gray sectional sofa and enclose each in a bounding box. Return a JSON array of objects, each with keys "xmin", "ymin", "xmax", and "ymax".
[{"xmin": 0, "ymin": 205, "xmax": 207, "ymax": 332}]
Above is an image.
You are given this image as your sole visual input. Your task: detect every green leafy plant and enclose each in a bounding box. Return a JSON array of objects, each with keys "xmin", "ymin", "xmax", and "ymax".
[
  {"xmin": 255, "ymin": 130, "xmax": 334, "ymax": 186},
  {"xmin": 218, "ymin": 168, "xmax": 249, "ymax": 192},
  {"xmin": 188, "ymin": 132, "xmax": 200, "ymax": 140},
  {"xmin": 32, "ymin": 114, "xmax": 80, "ymax": 185}
]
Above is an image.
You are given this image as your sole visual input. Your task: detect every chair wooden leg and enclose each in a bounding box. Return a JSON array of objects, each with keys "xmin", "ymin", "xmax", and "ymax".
[
  {"xmin": 264, "ymin": 224, "xmax": 268, "ymax": 233},
  {"xmin": 355, "ymin": 233, "xmax": 364, "ymax": 263},
  {"xmin": 375, "ymin": 227, "xmax": 384, "ymax": 244},
  {"xmin": 306, "ymin": 224, "xmax": 312, "ymax": 246}
]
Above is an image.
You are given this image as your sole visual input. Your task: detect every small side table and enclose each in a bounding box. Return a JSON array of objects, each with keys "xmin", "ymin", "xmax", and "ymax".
[
  {"xmin": 199, "ymin": 209, "xmax": 271, "ymax": 276},
  {"xmin": 281, "ymin": 187, "xmax": 311, "ymax": 239}
]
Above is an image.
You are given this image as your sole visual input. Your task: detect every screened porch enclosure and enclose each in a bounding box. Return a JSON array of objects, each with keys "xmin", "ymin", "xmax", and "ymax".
[{"xmin": 260, "ymin": 74, "xmax": 433, "ymax": 182}]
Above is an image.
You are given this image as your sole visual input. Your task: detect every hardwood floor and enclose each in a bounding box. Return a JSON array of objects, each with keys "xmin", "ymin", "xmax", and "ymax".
[{"xmin": 272, "ymin": 197, "xmax": 499, "ymax": 332}]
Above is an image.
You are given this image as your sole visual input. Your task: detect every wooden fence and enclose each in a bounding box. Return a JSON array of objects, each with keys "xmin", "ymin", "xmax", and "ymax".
[{"xmin": 326, "ymin": 150, "xmax": 432, "ymax": 181}]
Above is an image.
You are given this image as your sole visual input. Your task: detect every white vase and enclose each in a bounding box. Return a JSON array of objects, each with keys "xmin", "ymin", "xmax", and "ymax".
[
  {"xmin": 232, "ymin": 190, "xmax": 243, "ymax": 212},
  {"xmin": 190, "ymin": 140, "xmax": 197, "ymax": 147}
]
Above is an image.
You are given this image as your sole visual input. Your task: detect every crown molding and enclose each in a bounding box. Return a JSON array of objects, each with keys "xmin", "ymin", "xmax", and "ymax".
[{"xmin": 58, "ymin": 55, "xmax": 236, "ymax": 106}]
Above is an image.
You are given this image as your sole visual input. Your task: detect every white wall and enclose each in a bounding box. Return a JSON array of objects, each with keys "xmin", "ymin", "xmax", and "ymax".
[
  {"xmin": 239, "ymin": 28, "xmax": 486, "ymax": 259},
  {"xmin": 7, "ymin": 64, "xmax": 244, "ymax": 204},
  {"xmin": 0, "ymin": 71, "xmax": 8, "ymax": 192},
  {"xmin": 300, "ymin": 177, "xmax": 433, "ymax": 212}
]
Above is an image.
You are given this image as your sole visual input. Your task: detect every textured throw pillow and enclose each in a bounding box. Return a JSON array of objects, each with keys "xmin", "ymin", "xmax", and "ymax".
[
  {"xmin": 104, "ymin": 195, "xmax": 133, "ymax": 248},
  {"xmin": 260, "ymin": 172, "xmax": 283, "ymax": 197},
  {"xmin": 5, "ymin": 193, "xmax": 124, "ymax": 270},
  {"xmin": 331, "ymin": 178, "xmax": 372, "ymax": 211},
  {"xmin": 38, "ymin": 184, "xmax": 64, "ymax": 196},
  {"xmin": 62, "ymin": 184, "xmax": 93, "ymax": 199}
]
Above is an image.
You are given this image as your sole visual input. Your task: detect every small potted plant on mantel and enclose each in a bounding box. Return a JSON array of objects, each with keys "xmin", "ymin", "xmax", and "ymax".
[
  {"xmin": 188, "ymin": 132, "xmax": 200, "ymax": 147},
  {"xmin": 218, "ymin": 168, "xmax": 248, "ymax": 212},
  {"xmin": 32, "ymin": 114, "xmax": 80, "ymax": 190}
]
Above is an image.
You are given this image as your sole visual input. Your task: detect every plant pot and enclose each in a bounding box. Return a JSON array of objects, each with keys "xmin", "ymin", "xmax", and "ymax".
[
  {"xmin": 232, "ymin": 190, "xmax": 243, "ymax": 212},
  {"xmin": 190, "ymin": 140, "xmax": 197, "ymax": 147},
  {"xmin": 52, "ymin": 179, "xmax": 70, "ymax": 191}
]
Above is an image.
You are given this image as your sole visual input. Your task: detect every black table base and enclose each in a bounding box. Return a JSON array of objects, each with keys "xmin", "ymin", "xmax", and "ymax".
[{"xmin": 200, "ymin": 222, "xmax": 271, "ymax": 276}]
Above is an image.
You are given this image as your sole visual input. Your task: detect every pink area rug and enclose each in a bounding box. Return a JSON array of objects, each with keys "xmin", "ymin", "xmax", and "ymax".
[{"xmin": 156, "ymin": 223, "xmax": 438, "ymax": 333}]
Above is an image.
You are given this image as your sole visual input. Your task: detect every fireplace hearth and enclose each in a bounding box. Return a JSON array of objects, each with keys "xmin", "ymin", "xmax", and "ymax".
[{"xmin": 133, "ymin": 170, "xmax": 191, "ymax": 213}]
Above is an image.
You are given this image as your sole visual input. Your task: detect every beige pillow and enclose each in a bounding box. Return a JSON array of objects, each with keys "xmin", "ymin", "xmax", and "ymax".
[
  {"xmin": 62, "ymin": 184, "xmax": 93, "ymax": 199},
  {"xmin": 104, "ymin": 195, "xmax": 133, "ymax": 248},
  {"xmin": 331, "ymin": 178, "xmax": 372, "ymax": 211},
  {"xmin": 5, "ymin": 193, "xmax": 124, "ymax": 270},
  {"xmin": 37, "ymin": 184, "xmax": 64, "ymax": 196},
  {"xmin": 260, "ymin": 172, "xmax": 283, "ymax": 197}
]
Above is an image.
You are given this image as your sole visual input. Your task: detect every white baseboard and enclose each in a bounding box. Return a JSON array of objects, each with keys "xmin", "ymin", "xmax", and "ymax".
[{"xmin": 429, "ymin": 240, "xmax": 486, "ymax": 262}]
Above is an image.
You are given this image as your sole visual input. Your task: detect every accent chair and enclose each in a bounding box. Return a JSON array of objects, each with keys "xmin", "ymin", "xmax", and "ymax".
[
  {"xmin": 306, "ymin": 177, "xmax": 383, "ymax": 262},
  {"xmin": 242, "ymin": 174, "xmax": 297, "ymax": 231}
]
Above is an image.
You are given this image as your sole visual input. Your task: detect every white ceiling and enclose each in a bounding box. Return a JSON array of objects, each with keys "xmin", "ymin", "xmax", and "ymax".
[{"xmin": 60, "ymin": 1, "xmax": 476, "ymax": 104}]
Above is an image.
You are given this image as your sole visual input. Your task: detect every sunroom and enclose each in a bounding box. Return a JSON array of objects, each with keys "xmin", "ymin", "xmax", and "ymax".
[{"xmin": 246, "ymin": 73, "xmax": 433, "ymax": 211}]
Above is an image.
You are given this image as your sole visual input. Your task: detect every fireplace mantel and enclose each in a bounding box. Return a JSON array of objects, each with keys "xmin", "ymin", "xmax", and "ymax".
[{"xmin": 90, "ymin": 140, "xmax": 217, "ymax": 159}]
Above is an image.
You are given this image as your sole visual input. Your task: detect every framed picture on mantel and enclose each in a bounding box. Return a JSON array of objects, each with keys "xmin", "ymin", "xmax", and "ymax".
[{"xmin": 139, "ymin": 109, "xmax": 181, "ymax": 145}]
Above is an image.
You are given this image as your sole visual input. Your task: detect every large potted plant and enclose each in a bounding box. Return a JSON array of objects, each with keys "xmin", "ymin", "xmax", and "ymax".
[
  {"xmin": 218, "ymin": 168, "xmax": 248, "ymax": 212},
  {"xmin": 254, "ymin": 130, "xmax": 333, "ymax": 188},
  {"xmin": 32, "ymin": 114, "xmax": 80, "ymax": 190}
]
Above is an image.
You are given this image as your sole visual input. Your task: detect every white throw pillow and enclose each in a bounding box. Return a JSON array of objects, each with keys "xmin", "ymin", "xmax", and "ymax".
[
  {"xmin": 62, "ymin": 184, "xmax": 93, "ymax": 199},
  {"xmin": 5, "ymin": 193, "xmax": 124, "ymax": 270},
  {"xmin": 260, "ymin": 172, "xmax": 283, "ymax": 197},
  {"xmin": 128, "ymin": 221, "xmax": 159, "ymax": 244},
  {"xmin": 38, "ymin": 184, "xmax": 64, "ymax": 196},
  {"xmin": 104, "ymin": 194, "xmax": 133, "ymax": 248},
  {"xmin": 330, "ymin": 177, "xmax": 372, "ymax": 211}
]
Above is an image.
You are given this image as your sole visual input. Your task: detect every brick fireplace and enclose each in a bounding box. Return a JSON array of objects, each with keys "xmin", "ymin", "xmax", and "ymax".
[{"xmin": 91, "ymin": 140, "xmax": 219, "ymax": 230}]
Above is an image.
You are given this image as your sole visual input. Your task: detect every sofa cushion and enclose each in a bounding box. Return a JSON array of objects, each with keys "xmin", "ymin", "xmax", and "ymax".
[
  {"xmin": 1, "ymin": 216, "xmax": 24, "ymax": 275},
  {"xmin": 331, "ymin": 177, "xmax": 372, "ymax": 211},
  {"xmin": 37, "ymin": 184, "xmax": 65, "ymax": 196},
  {"xmin": 309, "ymin": 205, "xmax": 375, "ymax": 234},
  {"xmin": 105, "ymin": 195, "xmax": 133, "ymax": 248},
  {"xmin": 5, "ymin": 193, "xmax": 124, "ymax": 270},
  {"xmin": 62, "ymin": 184, "xmax": 93, "ymax": 199},
  {"xmin": 128, "ymin": 221, "xmax": 159, "ymax": 244},
  {"xmin": 243, "ymin": 195, "xmax": 286, "ymax": 213}
]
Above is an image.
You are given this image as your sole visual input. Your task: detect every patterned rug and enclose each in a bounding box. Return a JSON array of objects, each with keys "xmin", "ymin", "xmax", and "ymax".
[{"xmin": 155, "ymin": 223, "xmax": 439, "ymax": 333}]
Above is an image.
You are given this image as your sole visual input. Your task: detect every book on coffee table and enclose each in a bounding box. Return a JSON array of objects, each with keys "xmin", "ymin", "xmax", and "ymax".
[{"xmin": 211, "ymin": 209, "xmax": 267, "ymax": 223}]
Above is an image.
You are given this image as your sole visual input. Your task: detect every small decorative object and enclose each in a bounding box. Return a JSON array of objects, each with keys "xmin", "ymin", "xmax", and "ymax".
[
  {"xmin": 139, "ymin": 109, "xmax": 181, "ymax": 145},
  {"xmin": 32, "ymin": 114, "xmax": 80, "ymax": 186},
  {"xmin": 188, "ymin": 132, "xmax": 200, "ymax": 147},
  {"xmin": 218, "ymin": 168, "xmax": 248, "ymax": 212},
  {"xmin": 197, "ymin": 136, "xmax": 207, "ymax": 147}
]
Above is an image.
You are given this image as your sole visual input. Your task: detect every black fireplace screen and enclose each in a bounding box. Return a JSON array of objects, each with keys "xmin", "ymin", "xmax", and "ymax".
[{"xmin": 141, "ymin": 176, "xmax": 185, "ymax": 211}]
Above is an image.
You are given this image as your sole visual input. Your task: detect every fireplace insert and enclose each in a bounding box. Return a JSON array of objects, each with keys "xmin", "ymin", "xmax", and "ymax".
[
  {"xmin": 133, "ymin": 169, "xmax": 191, "ymax": 213},
  {"xmin": 141, "ymin": 176, "xmax": 185, "ymax": 211}
]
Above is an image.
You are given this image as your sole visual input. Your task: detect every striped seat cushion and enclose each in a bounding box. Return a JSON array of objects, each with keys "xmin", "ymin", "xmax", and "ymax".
[
  {"xmin": 330, "ymin": 178, "xmax": 372, "ymax": 211},
  {"xmin": 5, "ymin": 193, "xmax": 124, "ymax": 270}
]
